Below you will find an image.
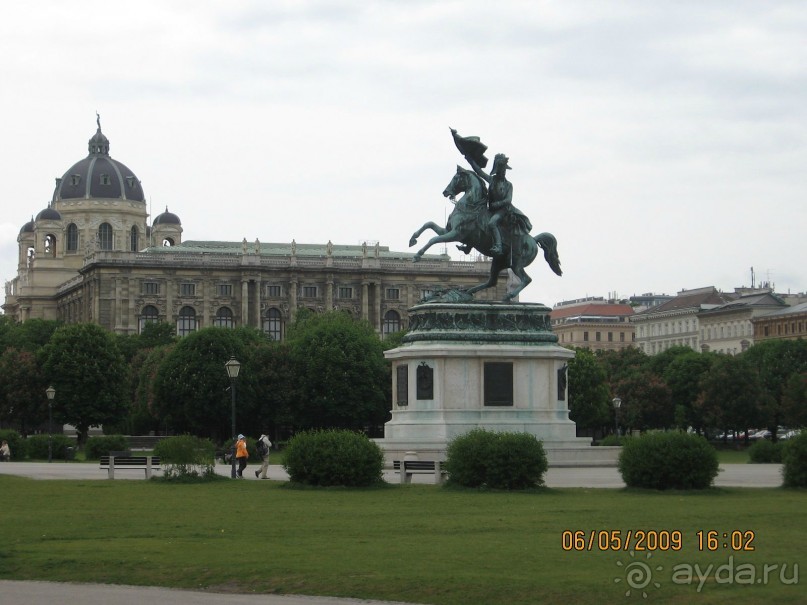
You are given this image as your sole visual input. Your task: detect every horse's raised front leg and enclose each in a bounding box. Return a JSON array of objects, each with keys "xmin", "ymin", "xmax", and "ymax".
[
  {"xmin": 409, "ymin": 222, "xmax": 446, "ymax": 248},
  {"xmin": 413, "ymin": 229, "xmax": 460, "ymax": 262}
]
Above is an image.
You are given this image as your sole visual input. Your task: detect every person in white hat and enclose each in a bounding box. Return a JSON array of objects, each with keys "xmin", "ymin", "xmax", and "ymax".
[
  {"xmin": 254, "ymin": 433, "xmax": 273, "ymax": 479},
  {"xmin": 235, "ymin": 434, "xmax": 249, "ymax": 478}
]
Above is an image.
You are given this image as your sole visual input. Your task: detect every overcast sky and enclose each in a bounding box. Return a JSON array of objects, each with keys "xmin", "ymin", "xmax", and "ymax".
[{"xmin": 1, "ymin": 0, "xmax": 805, "ymax": 307}]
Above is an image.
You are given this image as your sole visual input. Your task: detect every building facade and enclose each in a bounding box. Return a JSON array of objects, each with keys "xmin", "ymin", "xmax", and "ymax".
[
  {"xmin": 550, "ymin": 297, "xmax": 635, "ymax": 351},
  {"xmin": 3, "ymin": 122, "xmax": 509, "ymax": 337},
  {"xmin": 752, "ymin": 302, "xmax": 807, "ymax": 343},
  {"xmin": 698, "ymin": 292, "xmax": 788, "ymax": 354},
  {"xmin": 631, "ymin": 286, "xmax": 734, "ymax": 355}
]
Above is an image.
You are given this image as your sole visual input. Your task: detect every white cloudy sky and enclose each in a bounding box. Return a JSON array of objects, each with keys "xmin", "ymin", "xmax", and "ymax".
[{"xmin": 1, "ymin": 0, "xmax": 805, "ymax": 307}]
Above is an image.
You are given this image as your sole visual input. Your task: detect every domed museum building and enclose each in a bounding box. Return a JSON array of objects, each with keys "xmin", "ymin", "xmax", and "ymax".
[{"xmin": 3, "ymin": 119, "xmax": 507, "ymax": 338}]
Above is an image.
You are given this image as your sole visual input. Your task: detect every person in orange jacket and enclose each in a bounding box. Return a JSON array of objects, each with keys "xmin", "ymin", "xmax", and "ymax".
[{"xmin": 235, "ymin": 434, "xmax": 249, "ymax": 478}]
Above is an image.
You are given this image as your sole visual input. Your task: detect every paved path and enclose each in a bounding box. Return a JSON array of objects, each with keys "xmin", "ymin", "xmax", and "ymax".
[
  {"xmin": 0, "ymin": 461, "xmax": 784, "ymax": 605},
  {"xmin": 0, "ymin": 580, "xmax": 415, "ymax": 605},
  {"xmin": 0, "ymin": 461, "xmax": 785, "ymax": 487}
]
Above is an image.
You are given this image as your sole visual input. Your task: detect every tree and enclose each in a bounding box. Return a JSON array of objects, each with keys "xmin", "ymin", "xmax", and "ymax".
[
  {"xmin": 0, "ymin": 348, "xmax": 46, "ymax": 434},
  {"xmin": 696, "ymin": 355, "xmax": 763, "ymax": 442},
  {"xmin": 663, "ymin": 351, "xmax": 717, "ymax": 432},
  {"xmin": 614, "ymin": 369, "xmax": 674, "ymax": 431},
  {"xmin": 567, "ymin": 348, "xmax": 611, "ymax": 436},
  {"xmin": 286, "ymin": 311, "xmax": 390, "ymax": 431},
  {"xmin": 646, "ymin": 345, "xmax": 696, "ymax": 378},
  {"xmin": 5, "ymin": 318, "xmax": 61, "ymax": 352},
  {"xmin": 595, "ymin": 347, "xmax": 648, "ymax": 389},
  {"xmin": 40, "ymin": 323, "xmax": 127, "ymax": 446},
  {"xmin": 781, "ymin": 371, "xmax": 807, "ymax": 429},
  {"xmin": 743, "ymin": 340, "xmax": 807, "ymax": 439},
  {"xmin": 153, "ymin": 327, "xmax": 266, "ymax": 441},
  {"xmin": 244, "ymin": 341, "xmax": 298, "ymax": 440}
]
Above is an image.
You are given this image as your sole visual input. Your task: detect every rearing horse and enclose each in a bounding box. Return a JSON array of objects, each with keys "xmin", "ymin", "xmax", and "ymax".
[{"xmin": 409, "ymin": 165, "xmax": 562, "ymax": 301}]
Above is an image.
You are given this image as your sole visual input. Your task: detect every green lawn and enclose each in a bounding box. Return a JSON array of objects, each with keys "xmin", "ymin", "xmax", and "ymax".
[{"xmin": 0, "ymin": 476, "xmax": 804, "ymax": 604}]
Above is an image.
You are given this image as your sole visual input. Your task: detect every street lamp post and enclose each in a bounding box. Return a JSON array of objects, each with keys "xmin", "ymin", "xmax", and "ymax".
[
  {"xmin": 46, "ymin": 386, "xmax": 55, "ymax": 463},
  {"xmin": 612, "ymin": 396, "xmax": 622, "ymax": 437},
  {"xmin": 224, "ymin": 356, "xmax": 241, "ymax": 479}
]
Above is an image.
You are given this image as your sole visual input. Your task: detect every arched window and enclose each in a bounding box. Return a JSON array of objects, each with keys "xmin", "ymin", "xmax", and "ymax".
[
  {"xmin": 98, "ymin": 223, "xmax": 113, "ymax": 250},
  {"xmin": 262, "ymin": 308, "xmax": 283, "ymax": 341},
  {"xmin": 130, "ymin": 226, "xmax": 139, "ymax": 252},
  {"xmin": 66, "ymin": 223, "xmax": 78, "ymax": 252},
  {"xmin": 213, "ymin": 307, "xmax": 234, "ymax": 328},
  {"xmin": 177, "ymin": 306, "xmax": 197, "ymax": 336},
  {"xmin": 139, "ymin": 305, "xmax": 159, "ymax": 333},
  {"xmin": 162, "ymin": 237, "xmax": 174, "ymax": 247},
  {"xmin": 383, "ymin": 310, "xmax": 401, "ymax": 337},
  {"xmin": 44, "ymin": 234, "xmax": 56, "ymax": 257}
]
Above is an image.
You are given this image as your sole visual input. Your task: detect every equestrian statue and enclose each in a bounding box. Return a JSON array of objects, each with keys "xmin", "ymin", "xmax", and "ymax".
[{"xmin": 409, "ymin": 128, "xmax": 562, "ymax": 301}]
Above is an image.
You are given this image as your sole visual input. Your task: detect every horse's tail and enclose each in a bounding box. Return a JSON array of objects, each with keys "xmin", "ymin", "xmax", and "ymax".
[{"xmin": 534, "ymin": 232, "xmax": 562, "ymax": 276}]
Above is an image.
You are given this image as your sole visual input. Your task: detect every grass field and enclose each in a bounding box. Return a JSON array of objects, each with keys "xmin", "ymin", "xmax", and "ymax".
[{"xmin": 0, "ymin": 475, "xmax": 804, "ymax": 604}]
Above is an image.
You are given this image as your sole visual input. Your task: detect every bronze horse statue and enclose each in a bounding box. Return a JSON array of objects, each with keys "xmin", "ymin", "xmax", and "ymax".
[{"xmin": 409, "ymin": 165, "xmax": 562, "ymax": 301}]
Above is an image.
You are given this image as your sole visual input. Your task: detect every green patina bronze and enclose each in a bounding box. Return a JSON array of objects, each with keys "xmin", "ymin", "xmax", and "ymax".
[
  {"xmin": 409, "ymin": 128, "xmax": 563, "ymax": 301},
  {"xmin": 402, "ymin": 301, "xmax": 558, "ymax": 345}
]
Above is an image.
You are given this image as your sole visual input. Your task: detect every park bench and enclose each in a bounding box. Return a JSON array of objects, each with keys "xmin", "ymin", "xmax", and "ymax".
[
  {"xmin": 100, "ymin": 451, "xmax": 161, "ymax": 479},
  {"xmin": 393, "ymin": 459, "xmax": 445, "ymax": 485}
]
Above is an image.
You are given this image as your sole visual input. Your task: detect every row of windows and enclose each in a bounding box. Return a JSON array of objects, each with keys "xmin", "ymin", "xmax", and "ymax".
[
  {"xmin": 140, "ymin": 305, "xmax": 403, "ymax": 339},
  {"xmin": 758, "ymin": 320, "xmax": 806, "ymax": 337},
  {"xmin": 636, "ymin": 320, "xmax": 696, "ymax": 338},
  {"xmin": 144, "ymin": 282, "xmax": 428, "ymax": 301},
  {"xmin": 68, "ymin": 173, "xmax": 138, "ymax": 188},
  {"xmin": 701, "ymin": 323, "xmax": 752, "ymax": 340},
  {"xmin": 44, "ymin": 223, "xmax": 143, "ymax": 254}
]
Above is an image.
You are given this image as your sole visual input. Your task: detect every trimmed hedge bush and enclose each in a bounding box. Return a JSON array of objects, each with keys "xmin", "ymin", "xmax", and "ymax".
[
  {"xmin": 25, "ymin": 434, "xmax": 76, "ymax": 460},
  {"xmin": 444, "ymin": 429, "xmax": 548, "ymax": 490},
  {"xmin": 782, "ymin": 432, "xmax": 807, "ymax": 488},
  {"xmin": 748, "ymin": 439, "xmax": 783, "ymax": 464},
  {"xmin": 283, "ymin": 429, "xmax": 384, "ymax": 487},
  {"xmin": 84, "ymin": 435, "xmax": 129, "ymax": 459},
  {"xmin": 618, "ymin": 432, "xmax": 719, "ymax": 490},
  {"xmin": 154, "ymin": 435, "xmax": 218, "ymax": 481}
]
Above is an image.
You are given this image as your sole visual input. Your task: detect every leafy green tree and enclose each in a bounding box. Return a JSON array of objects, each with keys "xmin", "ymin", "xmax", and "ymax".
[
  {"xmin": 244, "ymin": 341, "xmax": 297, "ymax": 440},
  {"xmin": 567, "ymin": 348, "xmax": 611, "ymax": 436},
  {"xmin": 663, "ymin": 351, "xmax": 717, "ymax": 432},
  {"xmin": 595, "ymin": 347, "xmax": 648, "ymax": 390},
  {"xmin": 743, "ymin": 340, "xmax": 807, "ymax": 439},
  {"xmin": 0, "ymin": 348, "xmax": 46, "ymax": 434},
  {"xmin": 286, "ymin": 311, "xmax": 390, "ymax": 431},
  {"xmin": 40, "ymin": 323, "xmax": 127, "ymax": 446},
  {"xmin": 132, "ymin": 344, "xmax": 175, "ymax": 434},
  {"xmin": 614, "ymin": 369, "xmax": 673, "ymax": 431},
  {"xmin": 5, "ymin": 318, "xmax": 61, "ymax": 352},
  {"xmin": 781, "ymin": 371, "xmax": 807, "ymax": 428},
  {"xmin": 696, "ymin": 354, "xmax": 763, "ymax": 442},
  {"xmin": 153, "ymin": 327, "xmax": 266, "ymax": 441},
  {"xmin": 645, "ymin": 345, "xmax": 696, "ymax": 378},
  {"xmin": 138, "ymin": 322, "xmax": 178, "ymax": 349}
]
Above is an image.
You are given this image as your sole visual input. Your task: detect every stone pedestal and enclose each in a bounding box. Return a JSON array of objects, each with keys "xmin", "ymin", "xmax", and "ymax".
[{"xmin": 379, "ymin": 301, "xmax": 616, "ymax": 467}]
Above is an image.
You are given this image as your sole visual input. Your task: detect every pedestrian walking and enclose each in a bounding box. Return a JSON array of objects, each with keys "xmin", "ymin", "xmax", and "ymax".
[
  {"xmin": 254, "ymin": 434, "xmax": 272, "ymax": 479},
  {"xmin": 235, "ymin": 434, "xmax": 248, "ymax": 478}
]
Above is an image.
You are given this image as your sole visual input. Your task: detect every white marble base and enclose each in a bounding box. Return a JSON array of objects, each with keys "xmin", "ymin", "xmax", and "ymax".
[{"xmin": 380, "ymin": 338, "xmax": 614, "ymax": 467}]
